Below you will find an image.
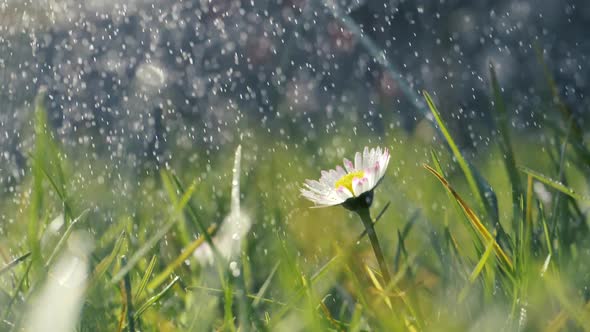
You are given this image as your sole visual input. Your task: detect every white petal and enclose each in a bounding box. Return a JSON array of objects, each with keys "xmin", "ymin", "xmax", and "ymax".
[
  {"xmin": 321, "ymin": 167, "xmax": 346, "ymax": 186},
  {"xmin": 359, "ymin": 176, "xmax": 371, "ymax": 194},
  {"xmin": 343, "ymin": 158, "xmax": 355, "ymax": 173},
  {"xmin": 352, "ymin": 177, "xmax": 367, "ymax": 196},
  {"xmin": 301, "ymin": 183, "xmax": 348, "ymax": 207},
  {"xmin": 364, "ymin": 162, "xmax": 377, "ymax": 189},
  {"xmin": 335, "ymin": 186, "xmax": 354, "ymax": 200},
  {"xmin": 362, "ymin": 147, "xmax": 370, "ymax": 169},
  {"xmin": 354, "ymin": 151, "xmax": 362, "ymax": 170},
  {"xmin": 301, "ymin": 189, "xmax": 342, "ymax": 206}
]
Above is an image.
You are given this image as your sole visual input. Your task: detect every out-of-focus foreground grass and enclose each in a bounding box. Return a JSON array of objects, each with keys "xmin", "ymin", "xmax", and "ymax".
[{"xmin": 1, "ymin": 66, "xmax": 590, "ymax": 332}]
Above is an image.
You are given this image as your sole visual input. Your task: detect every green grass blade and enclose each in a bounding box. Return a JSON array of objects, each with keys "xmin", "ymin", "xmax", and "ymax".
[
  {"xmin": 431, "ymin": 150, "xmax": 484, "ymax": 251},
  {"xmin": 134, "ymin": 276, "xmax": 180, "ymax": 320},
  {"xmin": 44, "ymin": 209, "xmax": 89, "ymax": 268},
  {"xmin": 518, "ymin": 166, "xmax": 589, "ymax": 202},
  {"xmin": 88, "ymin": 231, "xmax": 126, "ymax": 290},
  {"xmin": 134, "ymin": 255, "xmax": 157, "ymax": 302},
  {"xmin": 458, "ymin": 236, "xmax": 496, "ymax": 303},
  {"xmin": 253, "ymin": 261, "xmax": 281, "ymax": 307},
  {"xmin": 423, "ymin": 91, "xmax": 486, "ymax": 211},
  {"xmin": 540, "ymin": 204, "xmax": 553, "ymax": 258},
  {"xmin": 469, "ymin": 237, "xmax": 496, "ymax": 284}
]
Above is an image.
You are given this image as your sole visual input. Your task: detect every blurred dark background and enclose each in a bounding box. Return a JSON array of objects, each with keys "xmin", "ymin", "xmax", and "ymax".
[{"xmin": 1, "ymin": 0, "xmax": 589, "ymax": 187}]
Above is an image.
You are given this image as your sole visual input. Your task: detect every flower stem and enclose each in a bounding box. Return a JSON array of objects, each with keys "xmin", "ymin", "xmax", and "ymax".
[{"xmin": 356, "ymin": 207, "xmax": 391, "ymax": 286}]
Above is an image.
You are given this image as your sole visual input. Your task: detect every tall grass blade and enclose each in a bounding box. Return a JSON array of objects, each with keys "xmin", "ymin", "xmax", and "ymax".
[
  {"xmin": 518, "ymin": 166, "xmax": 589, "ymax": 202},
  {"xmin": 423, "ymin": 91, "xmax": 486, "ymax": 212}
]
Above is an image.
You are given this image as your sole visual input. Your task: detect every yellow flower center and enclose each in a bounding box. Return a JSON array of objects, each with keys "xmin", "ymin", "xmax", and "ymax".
[{"xmin": 334, "ymin": 171, "xmax": 364, "ymax": 194}]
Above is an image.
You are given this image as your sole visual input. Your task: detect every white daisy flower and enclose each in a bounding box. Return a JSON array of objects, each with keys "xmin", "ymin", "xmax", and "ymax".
[{"xmin": 301, "ymin": 147, "xmax": 390, "ymax": 209}]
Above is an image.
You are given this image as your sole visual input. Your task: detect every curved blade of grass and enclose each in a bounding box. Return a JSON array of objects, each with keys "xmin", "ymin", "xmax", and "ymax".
[
  {"xmin": 88, "ymin": 231, "xmax": 126, "ymax": 290},
  {"xmin": 134, "ymin": 255, "xmax": 157, "ymax": 302},
  {"xmin": 31, "ymin": 90, "xmax": 72, "ymax": 223},
  {"xmin": 518, "ymin": 166, "xmax": 589, "ymax": 202},
  {"xmin": 541, "ymin": 205, "xmax": 552, "ymax": 257},
  {"xmin": 525, "ymin": 175, "xmax": 534, "ymax": 227},
  {"xmin": 424, "ymin": 164, "xmax": 513, "ymax": 271},
  {"xmin": 44, "ymin": 209, "xmax": 89, "ymax": 268},
  {"xmin": 458, "ymin": 236, "xmax": 496, "ymax": 303},
  {"xmin": 423, "ymin": 91, "xmax": 486, "ymax": 212},
  {"xmin": 134, "ymin": 276, "xmax": 179, "ymax": 320},
  {"xmin": 431, "ymin": 150, "xmax": 483, "ymax": 252}
]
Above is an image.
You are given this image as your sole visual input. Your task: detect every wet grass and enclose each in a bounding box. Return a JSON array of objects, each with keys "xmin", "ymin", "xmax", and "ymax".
[{"xmin": 1, "ymin": 67, "xmax": 590, "ymax": 331}]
